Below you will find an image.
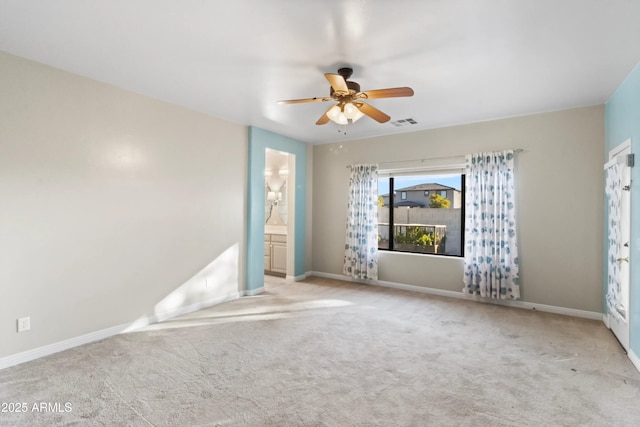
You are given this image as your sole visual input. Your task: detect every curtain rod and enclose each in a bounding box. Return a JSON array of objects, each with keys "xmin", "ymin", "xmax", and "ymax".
[{"xmin": 346, "ymin": 148, "xmax": 524, "ymax": 168}]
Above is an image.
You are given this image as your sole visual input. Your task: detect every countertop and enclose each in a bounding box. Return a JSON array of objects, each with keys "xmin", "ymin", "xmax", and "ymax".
[{"xmin": 265, "ymin": 225, "xmax": 287, "ymax": 235}]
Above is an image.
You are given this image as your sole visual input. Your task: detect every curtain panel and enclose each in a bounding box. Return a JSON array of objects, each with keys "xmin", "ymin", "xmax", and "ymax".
[
  {"xmin": 343, "ymin": 164, "xmax": 379, "ymax": 280},
  {"xmin": 463, "ymin": 151, "xmax": 520, "ymax": 299}
]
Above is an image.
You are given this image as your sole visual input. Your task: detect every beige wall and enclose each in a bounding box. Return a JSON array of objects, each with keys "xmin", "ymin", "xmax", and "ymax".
[
  {"xmin": 312, "ymin": 106, "xmax": 605, "ymax": 312},
  {"xmin": 306, "ymin": 145, "xmax": 314, "ymax": 273},
  {"xmin": 0, "ymin": 51, "xmax": 247, "ymax": 358}
]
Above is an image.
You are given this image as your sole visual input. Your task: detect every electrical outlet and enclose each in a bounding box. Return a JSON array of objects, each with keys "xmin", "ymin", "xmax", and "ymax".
[{"xmin": 17, "ymin": 316, "xmax": 30, "ymax": 332}]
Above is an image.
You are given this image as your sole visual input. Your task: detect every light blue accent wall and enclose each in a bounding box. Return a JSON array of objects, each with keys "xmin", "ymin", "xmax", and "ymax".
[
  {"xmin": 605, "ymin": 61, "xmax": 640, "ymax": 357},
  {"xmin": 247, "ymin": 127, "xmax": 307, "ymax": 291}
]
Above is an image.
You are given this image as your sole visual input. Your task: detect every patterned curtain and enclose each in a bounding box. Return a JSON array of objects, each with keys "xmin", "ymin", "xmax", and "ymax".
[
  {"xmin": 343, "ymin": 164, "xmax": 379, "ymax": 280},
  {"xmin": 463, "ymin": 151, "xmax": 520, "ymax": 299},
  {"xmin": 605, "ymin": 162, "xmax": 621, "ymax": 314}
]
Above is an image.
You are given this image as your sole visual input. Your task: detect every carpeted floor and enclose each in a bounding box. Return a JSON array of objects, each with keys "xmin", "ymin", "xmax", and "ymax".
[{"xmin": 1, "ymin": 276, "xmax": 639, "ymax": 426}]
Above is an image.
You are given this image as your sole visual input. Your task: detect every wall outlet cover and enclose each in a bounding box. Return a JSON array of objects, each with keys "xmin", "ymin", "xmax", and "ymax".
[{"xmin": 17, "ymin": 316, "xmax": 30, "ymax": 332}]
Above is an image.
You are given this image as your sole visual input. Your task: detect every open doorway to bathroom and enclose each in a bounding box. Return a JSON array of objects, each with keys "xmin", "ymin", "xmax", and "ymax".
[
  {"xmin": 247, "ymin": 127, "xmax": 307, "ymax": 295},
  {"xmin": 264, "ymin": 148, "xmax": 295, "ymax": 289}
]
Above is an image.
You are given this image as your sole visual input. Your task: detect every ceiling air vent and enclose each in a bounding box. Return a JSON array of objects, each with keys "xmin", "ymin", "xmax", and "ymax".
[{"xmin": 390, "ymin": 118, "xmax": 418, "ymax": 127}]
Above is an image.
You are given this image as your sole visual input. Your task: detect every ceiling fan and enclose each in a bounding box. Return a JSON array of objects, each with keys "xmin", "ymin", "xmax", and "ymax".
[{"xmin": 277, "ymin": 67, "xmax": 414, "ymax": 125}]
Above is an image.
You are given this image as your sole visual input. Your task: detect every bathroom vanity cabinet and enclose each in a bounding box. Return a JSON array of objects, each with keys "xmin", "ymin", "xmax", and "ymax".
[{"xmin": 264, "ymin": 233, "xmax": 287, "ymax": 275}]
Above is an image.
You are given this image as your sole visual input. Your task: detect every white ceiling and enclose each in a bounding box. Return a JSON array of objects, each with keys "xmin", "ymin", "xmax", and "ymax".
[{"xmin": 1, "ymin": 0, "xmax": 639, "ymax": 144}]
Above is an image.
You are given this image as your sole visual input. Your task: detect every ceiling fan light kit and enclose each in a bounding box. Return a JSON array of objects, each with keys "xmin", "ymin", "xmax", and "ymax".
[
  {"xmin": 327, "ymin": 102, "xmax": 365, "ymax": 125},
  {"xmin": 277, "ymin": 67, "xmax": 413, "ymax": 127}
]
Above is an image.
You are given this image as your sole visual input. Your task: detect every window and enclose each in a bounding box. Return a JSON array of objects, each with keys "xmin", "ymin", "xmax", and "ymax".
[{"xmin": 378, "ymin": 173, "xmax": 464, "ymax": 257}]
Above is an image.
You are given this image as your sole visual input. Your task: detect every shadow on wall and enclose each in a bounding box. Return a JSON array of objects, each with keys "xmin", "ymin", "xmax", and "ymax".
[{"xmin": 123, "ymin": 243, "xmax": 240, "ymax": 332}]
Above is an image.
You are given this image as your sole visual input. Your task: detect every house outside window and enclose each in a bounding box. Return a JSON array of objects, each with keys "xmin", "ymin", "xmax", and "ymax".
[
  {"xmin": 378, "ymin": 175, "xmax": 464, "ymax": 257},
  {"xmin": 380, "ymin": 183, "xmax": 461, "ymax": 209}
]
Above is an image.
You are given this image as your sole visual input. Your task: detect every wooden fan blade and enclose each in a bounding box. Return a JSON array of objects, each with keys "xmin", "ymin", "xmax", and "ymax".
[
  {"xmin": 324, "ymin": 73, "xmax": 349, "ymax": 94},
  {"xmin": 316, "ymin": 114, "xmax": 330, "ymax": 125},
  {"xmin": 356, "ymin": 87, "xmax": 414, "ymax": 99},
  {"xmin": 316, "ymin": 104, "xmax": 334, "ymax": 125},
  {"xmin": 277, "ymin": 97, "xmax": 332, "ymax": 104},
  {"xmin": 357, "ymin": 102, "xmax": 391, "ymax": 123}
]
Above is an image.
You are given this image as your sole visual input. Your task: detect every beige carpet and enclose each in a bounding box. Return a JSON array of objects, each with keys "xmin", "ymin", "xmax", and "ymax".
[{"xmin": 1, "ymin": 276, "xmax": 639, "ymax": 426}]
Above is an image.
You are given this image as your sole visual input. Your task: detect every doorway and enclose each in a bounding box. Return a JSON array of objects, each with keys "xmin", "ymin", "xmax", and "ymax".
[
  {"xmin": 246, "ymin": 127, "xmax": 307, "ymax": 294},
  {"xmin": 605, "ymin": 139, "xmax": 632, "ymax": 351},
  {"xmin": 264, "ymin": 148, "xmax": 296, "ymax": 286}
]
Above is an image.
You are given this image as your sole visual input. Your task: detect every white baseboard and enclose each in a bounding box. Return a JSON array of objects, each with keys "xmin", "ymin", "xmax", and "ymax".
[
  {"xmin": 307, "ymin": 271, "xmax": 603, "ymax": 321},
  {"xmin": 125, "ymin": 292, "xmax": 242, "ymax": 330},
  {"xmin": 0, "ymin": 322, "xmax": 132, "ymax": 372},
  {"xmin": 307, "ymin": 271, "xmax": 356, "ymax": 282},
  {"xmin": 0, "ymin": 291, "xmax": 242, "ymax": 372},
  {"xmin": 244, "ymin": 286, "xmax": 265, "ymax": 296}
]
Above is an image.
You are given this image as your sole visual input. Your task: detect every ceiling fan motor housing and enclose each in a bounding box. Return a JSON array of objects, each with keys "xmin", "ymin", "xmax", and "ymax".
[
  {"xmin": 337, "ymin": 67, "xmax": 354, "ymax": 79},
  {"xmin": 330, "ymin": 81, "xmax": 361, "ymax": 97},
  {"xmin": 329, "ymin": 67, "xmax": 360, "ymax": 97}
]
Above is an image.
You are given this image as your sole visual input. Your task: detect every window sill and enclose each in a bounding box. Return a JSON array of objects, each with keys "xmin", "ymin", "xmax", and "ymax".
[{"xmin": 378, "ymin": 249, "xmax": 463, "ymax": 259}]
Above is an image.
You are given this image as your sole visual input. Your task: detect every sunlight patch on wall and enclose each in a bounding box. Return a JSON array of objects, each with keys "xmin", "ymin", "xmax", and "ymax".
[{"xmin": 153, "ymin": 243, "xmax": 239, "ymax": 321}]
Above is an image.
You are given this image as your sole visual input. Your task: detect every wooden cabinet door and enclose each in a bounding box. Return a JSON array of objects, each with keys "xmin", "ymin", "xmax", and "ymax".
[
  {"xmin": 264, "ymin": 237, "xmax": 271, "ymax": 272},
  {"xmin": 271, "ymin": 242, "xmax": 287, "ymax": 274}
]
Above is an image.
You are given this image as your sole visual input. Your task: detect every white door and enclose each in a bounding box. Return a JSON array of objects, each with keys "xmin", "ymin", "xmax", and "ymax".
[{"xmin": 605, "ymin": 140, "xmax": 632, "ymax": 351}]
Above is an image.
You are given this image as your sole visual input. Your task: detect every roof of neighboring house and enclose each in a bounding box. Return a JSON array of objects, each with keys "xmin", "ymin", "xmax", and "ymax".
[
  {"xmin": 395, "ymin": 183, "xmax": 459, "ymax": 192},
  {"xmin": 380, "ymin": 183, "xmax": 460, "ymax": 197}
]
